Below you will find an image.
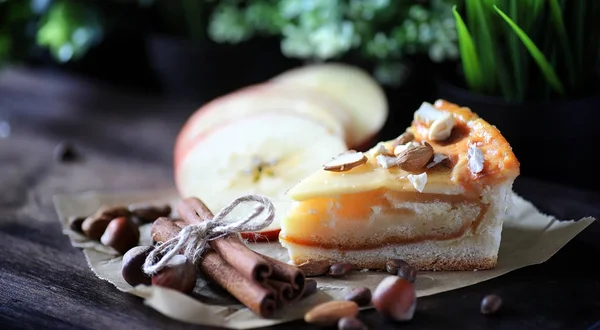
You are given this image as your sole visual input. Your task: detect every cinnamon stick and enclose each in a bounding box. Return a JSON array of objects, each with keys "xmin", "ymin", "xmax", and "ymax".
[
  {"xmin": 151, "ymin": 218, "xmax": 277, "ymax": 318},
  {"xmin": 177, "ymin": 197, "xmax": 272, "ymax": 282},
  {"xmin": 265, "ymin": 279, "xmax": 295, "ymax": 304},
  {"xmin": 258, "ymin": 253, "xmax": 305, "ymax": 294}
]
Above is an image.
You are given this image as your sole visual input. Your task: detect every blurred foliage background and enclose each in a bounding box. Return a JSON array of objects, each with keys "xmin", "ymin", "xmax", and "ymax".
[
  {"xmin": 0, "ymin": 0, "xmax": 597, "ymax": 100},
  {"xmin": 0, "ymin": 0, "xmax": 458, "ymax": 87}
]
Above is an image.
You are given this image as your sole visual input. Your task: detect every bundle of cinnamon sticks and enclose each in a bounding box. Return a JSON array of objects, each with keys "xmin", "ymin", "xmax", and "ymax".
[{"xmin": 150, "ymin": 197, "xmax": 306, "ymax": 318}]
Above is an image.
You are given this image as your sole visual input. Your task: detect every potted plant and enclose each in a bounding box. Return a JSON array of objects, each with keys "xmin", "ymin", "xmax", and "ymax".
[{"xmin": 435, "ymin": 0, "xmax": 600, "ymax": 191}]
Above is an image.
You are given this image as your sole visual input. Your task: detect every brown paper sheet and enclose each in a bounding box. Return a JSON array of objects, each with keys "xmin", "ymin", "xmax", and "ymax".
[{"xmin": 53, "ymin": 189, "xmax": 594, "ymax": 329}]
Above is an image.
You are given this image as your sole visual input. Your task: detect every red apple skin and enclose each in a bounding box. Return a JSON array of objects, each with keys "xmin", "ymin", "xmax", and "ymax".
[{"xmin": 240, "ymin": 229, "xmax": 281, "ymax": 242}]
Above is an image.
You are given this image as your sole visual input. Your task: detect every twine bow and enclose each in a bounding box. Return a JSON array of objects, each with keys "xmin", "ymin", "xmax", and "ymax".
[{"xmin": 142, "ymin": 194, "xmax": 275, "ymax": 275}]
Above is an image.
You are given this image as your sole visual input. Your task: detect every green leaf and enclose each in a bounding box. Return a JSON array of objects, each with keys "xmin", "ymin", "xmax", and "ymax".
[
  {"xmin": 494, "ymin": 5, "xmax": 565, "ymax": 96},
  {"xmin": 452, "ymin": 6, "xmax": 483, "ymax": 92},
  {"xmin": 507, "ymin": 0, "xmax": 524, "ymax": 101},
  {"xmin": 549, "ymin": 0, "xmax": 575, "ymax": 88},
  {"xmin": 467, "ymin": 0, "xmax": 496, "ymax": 93}
]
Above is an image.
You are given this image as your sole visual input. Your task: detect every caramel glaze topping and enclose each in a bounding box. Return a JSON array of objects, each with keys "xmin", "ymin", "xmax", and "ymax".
[{"xmin": 412, "ymin": 99, "xmax": 520, "ymax": 193}]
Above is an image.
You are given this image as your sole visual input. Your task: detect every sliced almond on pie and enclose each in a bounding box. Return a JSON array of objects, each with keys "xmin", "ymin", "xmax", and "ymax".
[{"xmin": 323, "ymin": 151, "xmax": 367, "ymax": 172}]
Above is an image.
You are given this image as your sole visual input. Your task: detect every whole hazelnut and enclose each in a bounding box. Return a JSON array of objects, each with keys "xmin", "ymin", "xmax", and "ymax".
[
  {"xmin": 372, "ymin": 276, "xmax": 416, "ymax": 322},
  {"xmin": 151, "ymin": 255, "xmax": 197, "ymax": 294},
  {"xmin": 100, "ymin": 217, "xmax": 140, "ymax": 254},
  {"xmin": 122, "ymin": 245, "xmax": 154, "ymax": 286},
  {"xmin": 81, "ymin": 215, "xmax": 112, "ymax": 240}
]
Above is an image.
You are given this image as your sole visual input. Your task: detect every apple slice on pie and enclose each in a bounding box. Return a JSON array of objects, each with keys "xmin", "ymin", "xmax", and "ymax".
[{"xmin": 279, "ymin": 100, "xmax": 520, "ymax": 271}]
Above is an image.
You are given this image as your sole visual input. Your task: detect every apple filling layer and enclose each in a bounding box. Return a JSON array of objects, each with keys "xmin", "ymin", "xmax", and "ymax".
[{"xmin": 279, "ymin": 189, "xmax": 488, "ymax": 249}]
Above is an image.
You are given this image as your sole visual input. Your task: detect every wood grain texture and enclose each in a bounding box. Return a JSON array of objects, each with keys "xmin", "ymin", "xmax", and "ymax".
[{"xmin": 1, "ymin": 67, "xmax": 599, "ymax": 330}]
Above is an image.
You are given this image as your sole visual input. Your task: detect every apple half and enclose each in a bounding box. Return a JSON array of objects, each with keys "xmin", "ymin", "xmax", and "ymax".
[
  {"xmin": 271, "ymin": 63, "xmax": 388, "ymax": 149},
  {"xmin": 174, "ymin": 82, "xmax": 352, "ymax": 166},
  {"xmin": 175, "ymin": 112, "xmax": 348, "ymax": 241}
]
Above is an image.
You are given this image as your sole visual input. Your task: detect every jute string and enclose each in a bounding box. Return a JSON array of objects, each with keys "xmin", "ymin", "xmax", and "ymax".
[{"xmin": 143, "ymin": 195, "xmax": 275, "ymax": 275}]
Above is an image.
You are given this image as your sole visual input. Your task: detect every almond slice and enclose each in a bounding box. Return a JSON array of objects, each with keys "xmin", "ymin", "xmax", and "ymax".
[{"xmin": 323, "ymin": 151, "xmax": 367, "ymax": 172}]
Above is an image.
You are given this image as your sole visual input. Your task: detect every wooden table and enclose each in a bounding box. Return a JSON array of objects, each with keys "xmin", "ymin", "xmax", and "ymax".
[{"xmin": 1, "ymin": 67, "xmax": 599, "ymax": 330}]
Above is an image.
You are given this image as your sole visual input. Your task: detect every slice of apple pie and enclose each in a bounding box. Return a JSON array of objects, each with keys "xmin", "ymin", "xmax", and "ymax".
[{"xmin": 279, "ymin": 100, "xmax": 520, "ymax": 271}]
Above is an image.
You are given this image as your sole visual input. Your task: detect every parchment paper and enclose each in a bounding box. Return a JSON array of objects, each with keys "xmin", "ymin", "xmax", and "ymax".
[{"xmin": 53, "ymin": 189, "xmax": 594, "ymax": 329}]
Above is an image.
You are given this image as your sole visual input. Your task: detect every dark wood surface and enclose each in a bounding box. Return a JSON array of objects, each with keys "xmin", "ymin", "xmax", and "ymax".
[{"xmin": 1, "ymin": 67, "xmax": 599, "ymax": 330}]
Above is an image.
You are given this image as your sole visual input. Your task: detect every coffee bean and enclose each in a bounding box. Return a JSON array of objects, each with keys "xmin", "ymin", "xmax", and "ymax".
[
  {"xmin": 397, "ymin": 265, "xmax": 417, "ymax": 283},
  {"xmin": 480, "ymin": 294, "xmax": 502, "ymax": 315},
  {"xmin": 338, "ymin": 316, "xmax": 367, "ymax": 330},
  {"xmin": 386, "ymin": 259, "xmax": 410, "ymax": 275},
  {"xmin": 301, "ymin": 279, "xmax": 318, "ymax": 298},
  {"xmin": 68, "ymin": 216, "xmax": 85, "ymax": 234},
  {"xmin": 329, "ymin": 263, "xmax": 353, "ymax": 277},
  {"xmin": 344, "ymin": 287, "xmax": 372, "ymax": 306},
  {"xmin": 54, "ymin": 142, "xmax": 78, "ymax": 162}
]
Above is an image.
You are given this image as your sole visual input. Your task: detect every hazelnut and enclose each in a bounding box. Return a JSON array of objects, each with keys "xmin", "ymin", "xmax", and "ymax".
[
  {"xmin": 328, "ymin": 262, "xmax": 353, "ymax": 277},
  {"xmin": 338, "ymin": 316, "xmax": 368, "ymax": 330},
  {"xmin": 344, "ymin": 287, "xmax": 372, "ymax": 307},
  {"xmin": 301, "ymin": 279, "xmax": 318, "ymax": 299},
  {"xmin": 121, "ymin": 245, "xmax": 154, "ymax": 286},
  {"xmin": 81, "ymin": 215, "xmax": 112, "ymax": 240},
  {"xmin": 129, "ymin": 203, "xmax": 172, "ymax": 224},
  {"xmin": 100, "ymin": 217, "xmax": 140, "ymax": 254},
  {"xmin": 151, "ymin": 255, "xmax": 197, "ymax": 294},
  {"xmin": 480, "ymin": 294, "xmax": 502, "ymax": 315},
  {"xmin": 372, "ymin": 276, "xmax": 416, "ymax": 322}
]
